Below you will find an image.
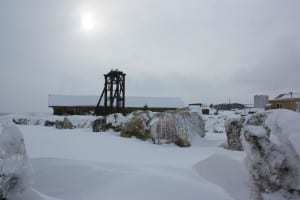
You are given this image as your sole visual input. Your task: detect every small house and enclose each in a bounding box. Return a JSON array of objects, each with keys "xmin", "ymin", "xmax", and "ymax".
[{"xmin": 268, "ymin": 92, "xmax": 300, "ymax": 112}]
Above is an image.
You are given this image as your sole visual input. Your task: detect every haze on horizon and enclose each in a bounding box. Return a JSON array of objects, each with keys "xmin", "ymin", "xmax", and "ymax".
[{"xmin": 0, "ymin": 0, "xmax": 299, "ymax": 113}]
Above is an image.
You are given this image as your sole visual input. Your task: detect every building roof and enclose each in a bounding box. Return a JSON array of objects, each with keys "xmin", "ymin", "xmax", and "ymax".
[
  {"xmin": 48, "ymin": 94, "xmax": 185, "ymax": 108},
  {"xmin": 273, "ymin": 92, "xmax": 300, "ymax": 100}
]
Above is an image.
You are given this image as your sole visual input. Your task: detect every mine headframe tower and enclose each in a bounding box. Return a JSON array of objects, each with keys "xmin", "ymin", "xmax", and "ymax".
[{"xmin": 95, "ymin": 70, "xmax": 126, "ymax": 116}]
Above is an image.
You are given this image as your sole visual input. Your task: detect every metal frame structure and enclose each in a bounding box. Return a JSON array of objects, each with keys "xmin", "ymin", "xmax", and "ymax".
[{"xmin": 95, "ymin": 70, "xmax": 126, "ymax": 115}]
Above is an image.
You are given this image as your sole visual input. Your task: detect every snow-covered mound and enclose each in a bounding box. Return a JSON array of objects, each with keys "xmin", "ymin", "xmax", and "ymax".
[
  {"xmin": 0, "ymin": 123, "xmax": 32, "ymax": 199},
  {"xmin": 242, "ymin": 109, "xmax": 300, "ymax": 199}
]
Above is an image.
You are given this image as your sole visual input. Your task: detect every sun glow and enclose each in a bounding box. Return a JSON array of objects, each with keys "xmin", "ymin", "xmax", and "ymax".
[{"xmin": 81, "ymin": 15, "xmax": 95, "ymax": 31}]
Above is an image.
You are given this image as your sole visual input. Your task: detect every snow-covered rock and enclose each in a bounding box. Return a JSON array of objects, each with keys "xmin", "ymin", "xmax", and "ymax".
[
  {"xmin": 242, "ymin": 110, "xmax": 300, "ymax": 199},
  {"xmin": 0, "ymin": 123, "xmax": 32, "ymax": 199}
]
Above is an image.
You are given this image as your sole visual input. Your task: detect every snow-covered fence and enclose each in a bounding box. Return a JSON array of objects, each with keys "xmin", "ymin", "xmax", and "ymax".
[
  {"xmin": 242, "ymin": 110, "xmax": 300, "ymax": 199},
  {"xmin": 0, "ymin": 124, "xmax": 32, "ymax": 199}
]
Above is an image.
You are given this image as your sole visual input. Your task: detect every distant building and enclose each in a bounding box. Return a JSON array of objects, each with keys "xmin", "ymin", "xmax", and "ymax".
[
  {"xmin": 48, "ymin": 94, "xmax": 185, "ymax": 115},
  {"xmin": 268, "ymin": 92, "xmax": 300, "ymax": 112},
  {"xmin": 188, "ymin": 103, "xmax": 203, "ymax": 107},
  {"xmin": 213, "ymin": 103, "xmax": 245, "ymax": 111},
  {"xmin": 254, "ymin": 95, "xmax": 269, "ymax": 108}
]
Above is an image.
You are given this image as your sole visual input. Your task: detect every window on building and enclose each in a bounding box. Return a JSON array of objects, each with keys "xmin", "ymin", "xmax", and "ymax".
[{"xmin": 276, "ymin": 103, "xmax": 282, "ymax": 109}]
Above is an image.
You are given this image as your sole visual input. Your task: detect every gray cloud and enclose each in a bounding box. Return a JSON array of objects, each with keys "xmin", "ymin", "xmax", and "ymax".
[
  {"xmin": 0, "ymin": 0, "xmax": 299, "ymax": 112},
  {"xmin": 232, "ymin": 35, "xmax": 300, "ymax": 98}
]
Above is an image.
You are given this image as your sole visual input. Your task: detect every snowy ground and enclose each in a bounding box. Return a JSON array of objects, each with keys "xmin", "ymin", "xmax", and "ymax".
[{"xmin": 1, "ymin": 110, "xmax": 251, "ymax": 200}]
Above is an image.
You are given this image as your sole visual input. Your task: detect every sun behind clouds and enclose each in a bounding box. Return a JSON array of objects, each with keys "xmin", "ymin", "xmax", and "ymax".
[{"xmin": 81, "ymin": 14, "xmax": 95, "ymax": 31}]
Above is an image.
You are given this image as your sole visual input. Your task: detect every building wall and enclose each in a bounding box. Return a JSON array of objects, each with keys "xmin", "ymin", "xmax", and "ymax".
[
  {"xmin": 254, "ymin": 95, "xmax": 269, "ymax": 108},
  {"xmin": 269, "ymin": 98, "xmax": 300, "ymax": 112},
  {"xmin": 52, "ymin": 106, "xmax": 95, "ymax": 115},
  {"xmin": 51, "ymin": 106, "xmax": 179, "ymax": 115}
]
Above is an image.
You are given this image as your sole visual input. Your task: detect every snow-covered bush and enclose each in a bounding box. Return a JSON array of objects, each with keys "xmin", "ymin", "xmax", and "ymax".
[
  {"xmin": 203, "ymin": 115, "xmax": 226, "ymax": 133},
  {"xmin": 121, "ymin": 111, "xmax": 152, "ymax": 140},
  {"xmin": 224, "ymin": 118, "xmax": 243, "ymax": 151},
  {"xmin": 8, "ymin": 113, "xmax": 97, "ymax": 129},
  {"xmin": 106, "ymin": 113, "xmax": 127, "ymax": 131},
  {"xmin": 93, "ymin": 113, "xmax": 127, "ymax": 132},
  {"xmin": 120, "ymin": 109, "xmax": 205, "ymax": 147},
  {"xmin": 55, "ymin": 117, "xmax": 74, "ymax": 129},
  {"xmin": 213, "ymin": 119, "xmax": 225, "ymax": 133},
  {"xmin": 0, "ymin": 123, "xmax": 32, "ymax": 199},
  {"xmin": 150, "ymin": 110, "xmax": 205, "ymax": 147},
  {"xmin": 92, "ymin": 117, "xmax": 107, "ymax": 132},
  {"xmin": 242, "ymin": 110, "xmax": 300, "ymax": 199}
]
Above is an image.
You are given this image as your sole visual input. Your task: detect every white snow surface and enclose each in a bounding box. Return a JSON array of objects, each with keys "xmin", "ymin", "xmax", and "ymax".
[
  {"xmin": 1, "ymin": 109, "xmax": 299, "ymax": 199},
  {"xmin": 20, "ymin": 126, "xmax": 248, "ymax": 200},
  {"xmin": 243, "ymin": 125, "xmax": 267, "ymax": 137},
  {"xmin": 1, "ymin": 110, "xmax": 250, "ymax": 200}
]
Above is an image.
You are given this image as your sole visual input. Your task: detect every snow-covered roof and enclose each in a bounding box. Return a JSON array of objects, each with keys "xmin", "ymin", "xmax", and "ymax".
[
  {"xmin": 274, "ymin": 92, "xmax": 300, "ymax": 100},
  {"xmin": 48, "ymin": 95, "xmax": 98, "ymax": 107},
  {"xmin": 48, "ymin": 95, "xmax": 185, "ymax": 108}
]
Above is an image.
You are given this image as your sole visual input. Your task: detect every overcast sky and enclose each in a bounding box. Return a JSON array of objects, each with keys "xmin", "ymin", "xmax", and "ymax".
[{"xmin": 0, "ymin": 0, "xmax": 299, "ymax": 113}]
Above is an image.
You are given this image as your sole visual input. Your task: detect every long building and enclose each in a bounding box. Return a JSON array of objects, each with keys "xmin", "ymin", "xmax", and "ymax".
[{"xmin": 48, "ymin": 94, "xmax": 185, "ymax": 115}]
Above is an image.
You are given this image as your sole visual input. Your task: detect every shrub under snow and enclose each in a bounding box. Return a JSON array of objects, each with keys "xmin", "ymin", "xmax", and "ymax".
[
  {"xmin": 0, "ymin": 123, "xmax": 32, "ymax": 199},
  {"xmin": 242, "ymin": 110, "xmax": 300, "ymax": 199},
  {"xmin": 150, "ymin": 110, "xmax": 205, "ymax": 147},
  {"xmin": 224, "ymin": 118, "xmax": 244, "ymax": 151},
  {"xmin": 121, "ymin": 111, "xmax": 152, "ymax": 140},
  {"xmin": 120, "ymin": 110, "xmax": 205, "ymax": 147}
]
